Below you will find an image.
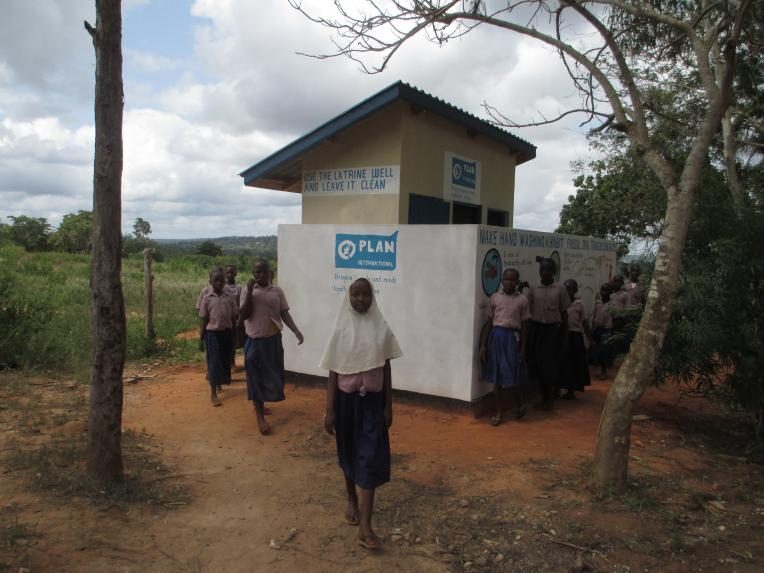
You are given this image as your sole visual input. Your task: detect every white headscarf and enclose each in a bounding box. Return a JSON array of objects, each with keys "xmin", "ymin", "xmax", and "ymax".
[{"xmin": 319, "ymin": 280, "xmax": 402, "ymax": 375}]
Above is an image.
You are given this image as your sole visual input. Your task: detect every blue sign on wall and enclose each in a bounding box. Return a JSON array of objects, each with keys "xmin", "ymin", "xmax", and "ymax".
[
  {"xmin": 335, "ymin": 231, "xmax": 398, "ymax": 270},
  {"xmin": 451, "ymin": 156, "xmax": 477, "ymax": 189},
  {"xmin": 481, "ymin": 248, "xmax": 502, "ymax": 296}
]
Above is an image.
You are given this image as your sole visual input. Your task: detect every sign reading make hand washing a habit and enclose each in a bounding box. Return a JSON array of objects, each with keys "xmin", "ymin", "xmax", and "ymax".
[
  {"xmin": 302, "ymin": 166, "xmax": 400, "ymax": 195},
  {"xmin": 444, "ymin": 152, "xmax": 480, "ymax": 205}
]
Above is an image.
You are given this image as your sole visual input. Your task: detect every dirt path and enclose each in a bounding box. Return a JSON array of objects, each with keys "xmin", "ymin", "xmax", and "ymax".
[{"xmin": 2, "ymin": 363, "xmax": 763, "ymax": 572}]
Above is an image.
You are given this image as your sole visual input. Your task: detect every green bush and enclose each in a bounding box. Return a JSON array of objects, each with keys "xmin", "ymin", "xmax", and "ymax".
[
  {"xmin": 0, "ymin": 244, "xmax": 214, "ymax": 376},
  {"xmin": 658, "ymin": 190, "xmax": 764, "ymax": 441}
]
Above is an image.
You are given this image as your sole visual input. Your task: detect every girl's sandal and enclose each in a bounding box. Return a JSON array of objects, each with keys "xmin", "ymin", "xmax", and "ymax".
[
  {"xmin": 490, "ymin": 415, "xmax": 502, "ymax": 426},
  {"xmin": 344, "ymin": 510, "xmax": 360, "ymax": 526},
  {"xmin": 515, "ymin": 405, "xmax": 527, "ymax": 420}
]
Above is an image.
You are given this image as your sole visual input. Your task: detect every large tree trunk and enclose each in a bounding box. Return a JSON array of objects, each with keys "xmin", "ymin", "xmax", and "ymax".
[
  {"xmin": 592, "ymin": 182, "xmax": 694, "ymax": 491},
  {"xmin": 86, "ymin": 0, "xmax": 126, "ymax": 485}
]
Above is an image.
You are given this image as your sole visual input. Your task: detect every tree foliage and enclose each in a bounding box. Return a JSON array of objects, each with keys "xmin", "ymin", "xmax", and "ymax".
[
  {"xmin": 558, "ymin": 149, "xmax": 666, "ymax": 257},
  {"xmin": 660, "ymin": 182, "xmax": 764, "ymax": 441},
  {"xmin": 196, "ymin": 240, "xmax": 223, "ymax": 257},
  {"xmin": 51, "ymin": 210, "xmax": 93, "ymax": 253},
  {"xmin": 4, "ymin": 216, "xmax": 52, "ymax": 251},
  {"xmin": 132, "ymin": 217, "xmax": 151, "ymax": 240},
  {"xmin": 558, "ymin": 112, "xmax": 763, "ymax": 440}
]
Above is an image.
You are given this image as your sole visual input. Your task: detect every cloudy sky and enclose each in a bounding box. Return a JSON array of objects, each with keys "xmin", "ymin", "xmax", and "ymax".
[{"xmin": 0, "ymin": 0, "xmax": 599, "ymax": 239}]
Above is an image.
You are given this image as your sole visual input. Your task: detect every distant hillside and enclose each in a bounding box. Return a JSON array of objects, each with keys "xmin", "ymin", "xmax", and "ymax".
[{"xmin": 155, "ymin": 235, "xmax": 277, "ymax": 258}]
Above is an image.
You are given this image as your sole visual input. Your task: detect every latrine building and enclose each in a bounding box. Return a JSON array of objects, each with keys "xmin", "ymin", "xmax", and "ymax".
[
  {"xmin": 239, "ymin": 83, "xmax": 615, "ymax": 402},
  {"xmin": 240, "ymin": 81, "xmax": 536, "ymax": 227}
]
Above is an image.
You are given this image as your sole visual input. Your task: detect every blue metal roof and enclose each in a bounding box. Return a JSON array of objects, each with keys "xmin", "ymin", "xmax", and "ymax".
[{"xmin": 239, "ymin": 81, "xmax": 536, "ymax": 189}]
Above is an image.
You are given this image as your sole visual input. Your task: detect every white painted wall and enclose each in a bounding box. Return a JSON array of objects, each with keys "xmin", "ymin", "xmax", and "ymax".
[{"xmin": 279, "ymin": 224, "xmax": 617, "ymax": 402}]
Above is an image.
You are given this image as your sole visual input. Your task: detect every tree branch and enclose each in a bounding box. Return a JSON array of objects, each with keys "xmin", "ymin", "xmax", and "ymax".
[
  {"xmin": 441, "ymin": 9, "xmax": 633, "ymax": 132},
  {"xmin": 565, "ymin": 1, "xmax": 652, "ymax": 153},
  {"xmin": 483, "ymin": 103, "xmax": 613, "ymax": 131},
  {"xmin": 84, "ymin": 20, "xmax": 97, "ymax": 43}
]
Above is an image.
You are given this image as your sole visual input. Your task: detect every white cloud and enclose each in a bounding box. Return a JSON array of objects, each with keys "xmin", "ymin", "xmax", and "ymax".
[
  {"xmin": 125, "ymin": 49, "xmax": 181, "ymax": 73},
  {"xmin": 0, "ymin": 0, "xmax": 606, "ymax": 238}
]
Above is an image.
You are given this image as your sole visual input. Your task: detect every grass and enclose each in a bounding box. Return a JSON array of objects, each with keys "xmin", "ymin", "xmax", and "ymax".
[
  {"xmin": 5, "ymin": 425, "xmax": 191, "ymax": 508},
  {"xmin": 0, "ymin": 515, "xmax": 37, "ymax": 550},
  {"xmin": 0, "ymin": 243, "xmax": 220, "ymax": 377},
  {"xmin": 1, "ymin": 370, "xmax": 191, "ymax": 509}
]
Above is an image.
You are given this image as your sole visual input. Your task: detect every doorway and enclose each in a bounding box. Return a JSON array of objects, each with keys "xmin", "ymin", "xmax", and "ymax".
[{"xmin": 452, "ymin": 202, "xmax": 482, "ymax": 224}]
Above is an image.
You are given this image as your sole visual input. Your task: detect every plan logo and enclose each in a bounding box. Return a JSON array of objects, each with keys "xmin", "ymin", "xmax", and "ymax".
[
  {"xmin": 335, "ymin": 231, "xmax": 398, "ymax": 271},
  {"xmin": 337, "ymin": 239, "xmax": 356, "ymax": 260},
  {"xmin": 451, "ymin": 156, "xmax": 477, "ymax": 189}
]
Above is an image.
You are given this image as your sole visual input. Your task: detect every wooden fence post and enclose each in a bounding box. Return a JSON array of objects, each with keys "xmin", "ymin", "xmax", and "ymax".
[{"xmin": 143, "ymin": 248, "xmax": 155, "ymax": 340}]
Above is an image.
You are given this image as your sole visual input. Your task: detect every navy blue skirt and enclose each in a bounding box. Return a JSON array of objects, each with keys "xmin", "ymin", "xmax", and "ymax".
[
  {"xmin": 590, "ymin": 328, "xmax": 614, "ymax": 367},
  {"xmin": 560, "ymin": 331, "xmax": 591, "ymax": 391},
  {"xmin": 205, "ymin": 330, "xmax": 233, "ymax": 388},
  {"xmin": 244, "ymin": 334, "xmax": 285, "ymax": 403},
  {"xmin": 528, "ymin": 322, "xmax": 564, "ymax": 384},
  {"xmin": 334, "ymin": 390, "xmax": 390, "ymax": 490},
  {"xmin": 484, "ymin": 326, "xmax": 526, "ymax": 388}
]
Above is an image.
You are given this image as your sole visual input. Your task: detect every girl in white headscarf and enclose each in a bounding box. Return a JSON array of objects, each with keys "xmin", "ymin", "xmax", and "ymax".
[{"xmin": 320, "ymin": 278, "xmax": 402, "ymax": 551}]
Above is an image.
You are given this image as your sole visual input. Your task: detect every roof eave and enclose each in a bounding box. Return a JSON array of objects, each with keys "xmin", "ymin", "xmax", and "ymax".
[{"xmin": 239, "ymin": 81, "xmax": 537, "ymax": 187}]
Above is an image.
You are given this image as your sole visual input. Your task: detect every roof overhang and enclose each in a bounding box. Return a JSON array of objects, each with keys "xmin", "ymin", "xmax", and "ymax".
[{"xmin": 240, "ymin": 81, "xmax": 537, "ymax": 191}]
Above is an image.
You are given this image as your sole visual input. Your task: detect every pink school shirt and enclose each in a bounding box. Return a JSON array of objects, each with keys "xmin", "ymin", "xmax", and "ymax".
[
  {"xmin": 610, "ymin": 289, "xmax": 630, "ymax": 308},
  {"xmin": 224, "ymin": 283, "xmax": 241, "ymax": 318},
  {"xmin": 624, "ymin": 282, "xmax": 645, "ymax": 305},
  {"xmin": 224, "ymin": 283, "xmax": 242, "ymax": 299},
  {"xmin": 199, "ymin": 291, "xmax": 237, "ymax": 331},
  {"xmin": 239, "ymin": 283, "xmax": 289, "ymax": 339},
  {"xmin": 337, "ymin": 367, "xmax": 384, "ymax": 395},
  {"xmin": 488, "ymin": 291, "xmax": 530, "ymax": 329},
  {"xmin": 526, "ymin": 283, "xmax": 570, "ymax": 324},
  {"xmin": 592, "ymin": 300, "xmax": 613, "ymax": 330},
  {"xmin": 566, "ymin": 298, "xmax": 587, "ymax": 333},
  {"xmin": 195, "ymin": 284, "xmax": 212, "ymax": 311}
]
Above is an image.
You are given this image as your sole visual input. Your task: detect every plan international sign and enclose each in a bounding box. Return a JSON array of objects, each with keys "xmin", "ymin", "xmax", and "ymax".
[
  {"xmin": 335, "ymin": 231, "xmax": 398, "ymax": 271},
  {"xmin": 302, "ymin": 165, "xmax": 400, "ymax": 196},
  {"xmin": 444, "ymin": 152, "xmax": 481, "ymax": 205}
]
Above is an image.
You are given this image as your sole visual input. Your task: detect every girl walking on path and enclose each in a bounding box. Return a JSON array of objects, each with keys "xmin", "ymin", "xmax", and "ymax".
[
  {"xmin": 198, "ymin": 268, "xmax": 237, "ymax": 407},
  {"xmin": 224, "ymin": 264, "xmax": 243, "ymax": 369},
  {"xmin": 239, "ymin": 259, "xmax": 304, "ymax": 435},
  {"xmin": 321, "ymin": 278, "xmax": 402, "ymax": 551}
]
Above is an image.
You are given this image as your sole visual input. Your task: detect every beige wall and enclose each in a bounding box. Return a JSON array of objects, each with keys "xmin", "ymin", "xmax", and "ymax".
[
  {"xmin": 298, "ymin": 101, "xmax": 520, "ymax": 225},
  {"xmin": 300, "ymin": 103, "xmax": 404, "ymax": 224},
  {"xmin": 399, "ymin": 108, "xmax": 517, "ymax": 224}
]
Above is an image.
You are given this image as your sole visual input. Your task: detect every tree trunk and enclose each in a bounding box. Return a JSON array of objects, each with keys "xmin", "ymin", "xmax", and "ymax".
[
  {"xmin": 721, "ymin": 111, "xmax": 744, "ymax": 203},
  {"xmin": 86, "ymin": 0, "xmax": 126, "ymax": 485},
  {"xmin": 593, "ymin": 183, "xmax": 694, "ymax": 491}
]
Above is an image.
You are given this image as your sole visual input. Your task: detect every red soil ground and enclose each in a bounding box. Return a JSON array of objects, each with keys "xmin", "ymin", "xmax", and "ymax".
[{"xmin": 1, "ymin": 362, "xmax": 762, "ymax": 572}]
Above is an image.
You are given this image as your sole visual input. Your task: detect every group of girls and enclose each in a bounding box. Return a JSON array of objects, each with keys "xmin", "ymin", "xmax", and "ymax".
[
  {"xmin": 199, "ymin": 259, "xmax": 644, "ymax": 551},
  {"xmin": 590, "ymin": 262, "xmax": 645, "ymax": 379},
  {"xmin": 480, "ymin": 259, "xmax": 646, "ymax": 423},
  {"xmin": 197, "ymin": 260, "xmax": 304, "ymax": 434},
  {"xmin": 199, "ymin": 265, "xmax": 393, "ymax": 549}
]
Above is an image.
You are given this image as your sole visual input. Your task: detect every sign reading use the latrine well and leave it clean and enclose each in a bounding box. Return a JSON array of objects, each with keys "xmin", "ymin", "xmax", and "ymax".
[{"xmin": 302, "ymin": 166, "xmax": 400, "ymax": 196}]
